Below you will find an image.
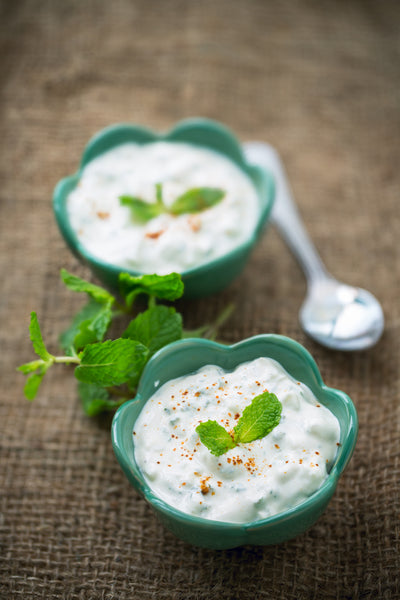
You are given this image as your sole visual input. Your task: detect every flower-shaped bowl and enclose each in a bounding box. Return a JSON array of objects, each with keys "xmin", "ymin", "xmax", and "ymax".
[
  {"xmin": 53, "ymin": 118, "xmax": 275, "ymax": 298},
  {"xmin": 111, "ymin": 334, "xmax": 358, "ymax": 549}
]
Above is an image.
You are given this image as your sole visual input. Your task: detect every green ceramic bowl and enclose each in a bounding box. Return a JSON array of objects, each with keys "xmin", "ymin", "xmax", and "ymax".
[
  {"xmin": 53, "ymin": 118, "xmax": 275, "ymax": 298},
  {"xmin": 111, "ymin": 334, "xmax": 358, "ymax": 549}
]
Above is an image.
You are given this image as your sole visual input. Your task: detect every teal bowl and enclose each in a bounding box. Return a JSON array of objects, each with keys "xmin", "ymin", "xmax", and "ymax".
[
  {"xmin": 111, "ymin": 335, "xmax": 358, "ymax": 549},
  {"xmin": 53, "ymin": 118, "xmax": 275, "ymax": 298}
]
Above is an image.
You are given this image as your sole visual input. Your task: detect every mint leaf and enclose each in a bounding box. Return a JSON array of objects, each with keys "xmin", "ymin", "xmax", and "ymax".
[
  {"xmin": 78, "ymin": 382, "xmax": 125, "ymax": 416},
  {"xmin": 60, "ymin": 298, "xmax": 113, "ymax": 353},
  {"xmin": 19, "ymin": 313, "xmax": 53, "ymax": 399},
  {"xmin": 60, "ymin": 270, "xmax": 115, "ymax": 354},
  {"xmin": 122, "ymin": 305, "xmax": 182, "ymax": 357},
  {"xmin": 196, "ymin": 420, "xmax": 236, "ymax": 456},
  {"xmin": 29, "ymin": 312, "xmax": 52, "ymax": 361},
  {"xmin": 120, "ymin": 195, "xmax": 165, "ymax": 223},
  {"xmin": 233, "ymin": 392, "xmax": 282, "ymax": 444},
  {"xmin": 74, "ymin": 302, "xmax": 113, "ymax": 349},
  {"xmin": 60, "ymin": 269, "xmax": 115, "ymax": 304},
  {"xmin": 17, "ymin": 359, "xmax": 46, "ymax": 374},
  {"xmin": 119, "ymin": 272, "xmax": 184, "ymax": 307},
  {"xmin": 23, "ymin": 364, "xmax": 48, "ymax": 401},
  {"xmin": 169, "ymin": 187, "xmax": 225, "ymax": 215},
  {"xmin": 75, "ymin": 339, "xmax": 149, "ymax": 388}
]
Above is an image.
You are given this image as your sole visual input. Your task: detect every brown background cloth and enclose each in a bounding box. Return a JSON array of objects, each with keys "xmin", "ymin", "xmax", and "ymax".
[{"xmin": 1, "ymin": 1, "xmax": 399, "ymax": 598}]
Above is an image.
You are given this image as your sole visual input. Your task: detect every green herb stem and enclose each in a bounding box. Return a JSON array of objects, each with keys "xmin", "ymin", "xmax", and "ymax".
[{"xmin": 53, "ymin": 355, "xmax": 81, "ymax": 365}]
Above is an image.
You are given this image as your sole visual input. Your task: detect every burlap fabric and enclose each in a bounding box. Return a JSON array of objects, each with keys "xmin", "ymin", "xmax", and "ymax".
[{"xmin": 1, "ymin": 1, "xmax": 399, "ymax": 598}]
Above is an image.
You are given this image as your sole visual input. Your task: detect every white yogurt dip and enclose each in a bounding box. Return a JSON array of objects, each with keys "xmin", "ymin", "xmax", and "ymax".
[
  {"xmin": 133, "ymin": 357, "xmax": 340, "ymax": 523},
  {"xmin": 67, "ymin": 142, "xmax": 259, "ymax": 274}
]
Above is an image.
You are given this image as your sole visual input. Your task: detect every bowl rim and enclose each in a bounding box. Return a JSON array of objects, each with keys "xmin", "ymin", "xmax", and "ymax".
[
  {"xmin": 53, "ymin": 117, "xmax": 275, "ymax": 283},
  {"xmin": 111, "ymin": 333, "xmax": 358, "ymax": 533}
]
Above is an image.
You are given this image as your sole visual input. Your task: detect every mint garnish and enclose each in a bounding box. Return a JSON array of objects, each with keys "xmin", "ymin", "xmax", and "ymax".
[
  {"xmin": 196, "ymin": 392, "xmax": 282, "ymax": 456},
  {"xmin": 120, "ymin": 184, "xmax": 225, "ymax": 223}
]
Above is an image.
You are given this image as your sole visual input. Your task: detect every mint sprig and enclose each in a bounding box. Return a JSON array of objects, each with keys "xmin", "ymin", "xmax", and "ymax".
[
  {"xmin": 120, "ymin": 184, "xmax": 225, "ymax": 223},
  {"xmin": 196, "ymin": 392, "xmax": 282, "ymax": 456},
  {"xmin": 17, "ymin": 312, "xmax": 80, "ymax": 401},
  {"xmin": 18, "ymin": 268, "xmax": 233, "ymax": 416}
]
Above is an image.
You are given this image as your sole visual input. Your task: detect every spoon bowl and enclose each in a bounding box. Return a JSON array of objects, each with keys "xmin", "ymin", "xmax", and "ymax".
[
  {"xmin": 300, "ymin": 278, "xmax": 384, "ymax": 351},
  {"xmin": 244, "ymin": 142, "xmax": 384, "ymax": 351}
]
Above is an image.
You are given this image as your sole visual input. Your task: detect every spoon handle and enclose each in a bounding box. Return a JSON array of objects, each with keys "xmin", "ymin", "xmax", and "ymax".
[{"xmin": 244, "ymin": 142, "xmax": 329, "ymax": 284}]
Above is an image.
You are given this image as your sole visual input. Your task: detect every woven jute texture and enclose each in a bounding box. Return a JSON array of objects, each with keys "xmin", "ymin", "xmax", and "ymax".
[{"xmin": 1, "ymin": 1, "xmax": 399, "ymax": 598}]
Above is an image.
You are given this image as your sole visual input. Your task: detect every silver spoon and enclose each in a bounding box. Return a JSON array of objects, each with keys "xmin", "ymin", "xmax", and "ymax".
[{"xmin": 244, "ymin": 141, "xmax": 384, "ymax": 351}]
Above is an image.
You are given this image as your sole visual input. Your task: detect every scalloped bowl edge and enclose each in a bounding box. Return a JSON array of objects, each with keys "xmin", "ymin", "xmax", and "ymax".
[
  {"xmin": 53, "ymin": 118, "xmax": 275, "ymax": 298},
  {"xmin": 111, "ymin": 334, "xmax": 358, "ymax": 549}
]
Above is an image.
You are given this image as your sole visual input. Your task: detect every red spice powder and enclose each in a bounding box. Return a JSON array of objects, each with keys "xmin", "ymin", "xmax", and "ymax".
[
  {"xmin": 200, "ymin": 476, "xmax": 211, "ymax": 495},
  {"xmin": 145, "ymin": 229, "xmax": 165, "ymax": 239},
  {"xmin": 188, "ymin": 215, "xmax": 201, "ymax": 232}
]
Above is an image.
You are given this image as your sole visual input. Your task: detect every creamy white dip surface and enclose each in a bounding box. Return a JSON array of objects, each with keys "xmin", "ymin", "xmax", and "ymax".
[
  {"xmin": 67, "ymin": 142, "xmax": 259, "ymax": 274},
  {"xmin": 134, "ymin": 357, "xmax": 340, "ymax": 524}
]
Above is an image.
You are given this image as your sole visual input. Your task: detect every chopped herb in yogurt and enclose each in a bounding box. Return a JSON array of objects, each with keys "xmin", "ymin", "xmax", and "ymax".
[{"xmin": 133, "ymin": 358, "xmax": 340, "ymax": 523}]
